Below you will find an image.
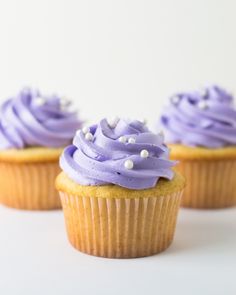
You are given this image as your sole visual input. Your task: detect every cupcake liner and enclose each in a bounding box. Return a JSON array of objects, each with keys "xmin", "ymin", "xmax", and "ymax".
[
  {"xmin": 0, "ymin": 161, "xmax": 61, "ymax": 210},
  {"xmin": 176, "ymin": 159, "xmax": 236, "ymax": 209},
  {"xmin": 59, "ymin": 190, "xmax": 184, "ymax": 258}
]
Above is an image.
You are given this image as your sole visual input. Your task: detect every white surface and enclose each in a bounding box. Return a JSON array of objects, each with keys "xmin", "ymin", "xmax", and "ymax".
[
  {"xmin": 0, "ymin": 205, "xmax": 235, "ymax": 295},
  {"xmin": 0, "ymin": 1, "xmax": 236, "ymax": 294},
  {"xmin": 0, "ymin": 0, "xmax": 236, "ymax": 125}
]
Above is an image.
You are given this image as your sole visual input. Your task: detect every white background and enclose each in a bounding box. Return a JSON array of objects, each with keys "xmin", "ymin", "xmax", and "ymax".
[
  {"xmin": 0, "ymin": 0, "xmax": 236, "ymax": 124},
  {"xmin": 0, "ymin": 1, "xmax": 236, "ymax": 294}
]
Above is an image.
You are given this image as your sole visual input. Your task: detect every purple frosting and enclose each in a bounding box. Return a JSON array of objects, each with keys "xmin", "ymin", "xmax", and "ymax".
[
  {"xmin": 0, "ymin": 88, "xmax": 82, "ymax": 149},
  {"xmin": 158, "ymin": 85, "xmax": 236, "ymax": 148},
  {"xmin": 60, "ymin": 118, "xmax": 175, "ymax": 190}
]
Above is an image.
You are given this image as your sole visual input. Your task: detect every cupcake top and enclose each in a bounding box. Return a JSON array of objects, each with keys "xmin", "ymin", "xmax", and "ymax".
[
  {"xmin": 60, "ymin": 118, "xmax": 175, "ymax": 190},
  {"xmin": 0, "ymin": 88, "xmax": 82, "ymax": 149},
  {"xmin": 159, "ymin": 85, "xmax": 236, "ymax": 148}
]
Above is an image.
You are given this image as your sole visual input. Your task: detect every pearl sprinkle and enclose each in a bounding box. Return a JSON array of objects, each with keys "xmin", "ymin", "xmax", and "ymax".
[
  {"xmin": 60, "ymin": 97, "xmax": 71, "ymax": 107},
  {"xmin": 82, "ymin": 126, "xmax": 90, "ymax": 134},
  {"xmin": 124, "ymin": 159, "xmax": 134, "ymax": 170},
  {"xmin": 107, "ymin": 117, "xmax": 119, "ymax": 128},
  {"xmin": 140, "ymin": 149, "xmax": 149, "ymax": 158},
  {"xmin": 128, "ymin": 137, "xmax": 136, "ymax": 144},
  {"xmin": 198, "ymin": 100, "xmax": 208, "ymax": 110},
  {"xmin": 199, "ymin": 88, "xmax": 208, "ymax": 98},
  {"xmin": 170, "ymin": 96, "xmax": 180, "ymax": 105},
  {"xmin": 140, "ymin": 119, "xmax": 147, "ymax": 125},
  {"xmin": 85, "ymin": 132, "xmax": 94, "ymax": 141},
  {"xmin": 118, "ymin": 136, "xmax": 127, "ymax": 143},
  {"xmin": 35, "ymin": 97, "xmax": 46, "ymax": 106}
]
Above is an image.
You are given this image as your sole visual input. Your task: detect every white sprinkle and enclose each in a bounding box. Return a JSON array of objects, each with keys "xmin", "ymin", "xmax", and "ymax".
[
  {"xmin": 140, "ymin": 118, "xmax": 147, "ymax": 125},
  {"xmin": 170, "ymin": 96, "xmax": 180, "ymax": 105},
  {"xmin": 35, "ymin": 97, "xmax": 45, "ymax": 106},
  {"xmin": 85, "ymin": 132, "xmax": 94, "ymax": 141},
  {"xmin": 128, "ymin": 137, "xmax": 136, "ymax": 144},
  {"xmin": 140, "ymin": 149, "xmax": 149, "ymax": 158},
  {"xmin": 60, "ymin": 97, "xmax": 71, "ymax": 107},
  {"xmin": 124, "ymin": 159, "xmax": 134, "ymax": 170},
  {"xmin": 107, "ymin": 117, "xmax": 119, "ymax": 128},
  {"xmin": 198, "ymin": 100, "xmax": 208, "ymax": 110},
  {"xmin": 82, "ymin": 126, "xmax": 90, "ymax": 134},
  {"xmin": 199, "ymin": 88, "xmax": 207, "ymax": 98},
  {"xmin": 118, "ymin": 136, "xmax": 127, "ymax": 143}
]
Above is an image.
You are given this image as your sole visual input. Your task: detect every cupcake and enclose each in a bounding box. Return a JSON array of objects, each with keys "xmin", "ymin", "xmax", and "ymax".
[
  {"xmin": 56, "ymin": 118, "xmax": 185, "ymax": 258},
  {"xmin": 0, "ymin": 88, "xmax": 82, "ymax": 210},
  {"xmin": 159, "ymin": 85, "xmax": 236, "ymax": 209}
]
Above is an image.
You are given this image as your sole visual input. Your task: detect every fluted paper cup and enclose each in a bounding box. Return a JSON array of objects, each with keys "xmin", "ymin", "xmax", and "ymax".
[
  {"xmin": 169, "ymin": 144, "xmax": 236, "ymax": 209},
  {"xmin": 0, "ymin": 161, "xmax": 61, "ymax": 210},
  {"xmin": 175, "ymin": 160, "xmax": 236, "ymax": 209},
  {"xmin": 56, "ymin": 172, "xmax": 185, "ymax": 258}
]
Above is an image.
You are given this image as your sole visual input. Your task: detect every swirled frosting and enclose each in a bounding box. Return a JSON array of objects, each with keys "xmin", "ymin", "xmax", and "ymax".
[
  {"xmin": 158, "ymin": 85, "xmax": 236, "ymax": 148},
  {"xmin": 0, "ymin": 88, "xmax": 82, "ymax": 149},
  {"xmin": 60, "ymin": 118, "xmax": 175, "ymax": 190}
]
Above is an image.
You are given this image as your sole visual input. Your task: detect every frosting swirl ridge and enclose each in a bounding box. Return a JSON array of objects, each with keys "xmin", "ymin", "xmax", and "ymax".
[
  {"xmin": 159, "ymin": 85, "xmax": 236, "ymax": 148},
  {"xmin": 0, "ymin": 88, "xmax": 81, "ymax": 149},
  {"xmin": 60, "ymin": 118, "xmax": 175, "ymax": 190}
]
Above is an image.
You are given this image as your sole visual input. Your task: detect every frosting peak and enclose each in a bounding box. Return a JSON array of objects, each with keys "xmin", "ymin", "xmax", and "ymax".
[
  {"xmin": 0, "ymin": 88, "xmax": 82, "ymax": 149},
  {"xmin": 60, "ymin": 118, "xmax": 175, "ymax": 190},
  {"xmin": 159, "ymin": 85, "xmax": 236, "ymax": 148}
]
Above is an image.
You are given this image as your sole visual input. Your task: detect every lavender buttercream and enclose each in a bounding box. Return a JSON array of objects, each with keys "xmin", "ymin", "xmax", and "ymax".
[
  {"xmin": 0, "ymin": 88, "xmax": 82, "ymax": 149},
  {"xmin": 159, "ymin": 85, "xmax": 236, "ymax": 148},
  {"xmin": 60, "ymin": 118, "xmax": 175, "ymax": 190}
]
